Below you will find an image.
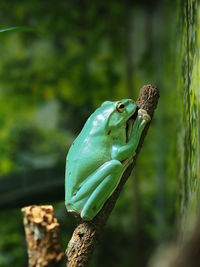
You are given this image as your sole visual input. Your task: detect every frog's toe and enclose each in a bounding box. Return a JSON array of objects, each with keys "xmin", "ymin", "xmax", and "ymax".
[
  {"xmin": 138, "ymin": 109, "xmax": 151, "ymax": 122},
  {"xmin": 143, "ymin": 113, "xmax": 151, "ymax": 121},
  {"xmin": 81, "ymin": 210, "xmax": 93, "ymax": 221}
]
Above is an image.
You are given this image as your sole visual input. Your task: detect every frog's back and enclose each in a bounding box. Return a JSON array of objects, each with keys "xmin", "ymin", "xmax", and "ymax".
[{"xmin": 65, "ymin": 109, "xmax": 111, "ymax": 202}]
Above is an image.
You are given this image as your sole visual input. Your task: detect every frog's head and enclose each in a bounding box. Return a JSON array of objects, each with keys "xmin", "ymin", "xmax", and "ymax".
[{"xmin": 100, "ymin": 99, "xmax": 137, "ymax": 132}]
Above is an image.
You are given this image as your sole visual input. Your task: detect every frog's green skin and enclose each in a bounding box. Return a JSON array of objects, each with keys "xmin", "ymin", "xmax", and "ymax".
[{"xmin": 65, "ymin": 99, "xmax": 150, "ymax": 221}]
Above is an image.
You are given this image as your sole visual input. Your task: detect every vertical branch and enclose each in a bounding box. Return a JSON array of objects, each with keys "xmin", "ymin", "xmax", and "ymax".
[{"xmin": 22, "ymin": 205, "xmax": 64, "ymax": 267}]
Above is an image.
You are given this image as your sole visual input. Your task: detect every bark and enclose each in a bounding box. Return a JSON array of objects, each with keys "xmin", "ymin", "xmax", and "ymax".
[
  {"xmin": 65, "ymin": 84, "xmax": 160, "ymax": 267},
  {"xmin": 22, "ymin": 205, "xmax": 64, "ymax": 267}
]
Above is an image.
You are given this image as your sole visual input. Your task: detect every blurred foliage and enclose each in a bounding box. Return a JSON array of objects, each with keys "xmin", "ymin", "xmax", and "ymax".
[
  {"xmin": 0, "ymin": 210, "xmax": 26, "ymax": 267},
  {"xmin": 0, "ymin": 0, "xmax": 191, "ymax": 267}
]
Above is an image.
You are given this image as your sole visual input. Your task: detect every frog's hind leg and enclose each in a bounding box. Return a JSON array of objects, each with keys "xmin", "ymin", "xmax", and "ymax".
[{"xmin": 80, "ymin": 159, "xmax": 122, "ymax": 221}]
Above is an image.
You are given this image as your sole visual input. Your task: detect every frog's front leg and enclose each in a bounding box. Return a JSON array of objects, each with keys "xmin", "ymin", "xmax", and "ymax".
[
  {"xmin": 112, "ymin": 109, "xmax": 151, "ymax": 162},
  {"xmin": 73, "ymin": 160, "xmax": 123, "ymax": 221}
]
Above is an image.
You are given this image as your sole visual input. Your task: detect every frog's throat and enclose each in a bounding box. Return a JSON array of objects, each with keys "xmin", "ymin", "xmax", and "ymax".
[{"xmin": 105, "ymin": 109, "xmax": 116, "ymax": 132}]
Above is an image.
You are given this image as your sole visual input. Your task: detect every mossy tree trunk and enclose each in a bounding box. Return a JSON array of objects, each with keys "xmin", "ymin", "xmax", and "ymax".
[{"xmin": 177, "ymin": 0, "xmax": 200, "ymax": 237}]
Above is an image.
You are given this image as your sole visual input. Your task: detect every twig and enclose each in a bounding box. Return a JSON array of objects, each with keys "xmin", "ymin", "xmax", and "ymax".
[
  {"xmin": 22, "ymin": 205, "xmax": 64, "ymax": 267},
  {"xmin": 66, "ymin": 85, "xmax": 160, "ymax": 267}
]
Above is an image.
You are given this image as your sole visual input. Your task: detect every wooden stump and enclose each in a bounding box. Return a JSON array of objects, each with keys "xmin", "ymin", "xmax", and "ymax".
[{"xmin": 22, "ymin": 205, "xmax": 64, "ymax": 267}]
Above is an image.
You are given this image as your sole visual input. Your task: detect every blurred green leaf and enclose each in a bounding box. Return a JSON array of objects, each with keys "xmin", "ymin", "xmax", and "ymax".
[{"xmin": 0, "ymin": 26, "xmax": 34, "ymax": 33}]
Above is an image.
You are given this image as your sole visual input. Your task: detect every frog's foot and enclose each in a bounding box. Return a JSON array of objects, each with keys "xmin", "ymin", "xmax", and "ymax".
[
  {"xmin": 138, "ymin": 108, "xmax": 151, "ymax": 122},
  {"xmin": 126, "ymin": 108, "xmax": 151, "ymax": 142}
]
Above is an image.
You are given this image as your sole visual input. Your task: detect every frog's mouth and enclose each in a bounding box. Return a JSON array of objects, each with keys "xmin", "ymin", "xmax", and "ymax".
[{"xmin": 126, "ymin": 107, "xmax": 138, "ymax": 143}]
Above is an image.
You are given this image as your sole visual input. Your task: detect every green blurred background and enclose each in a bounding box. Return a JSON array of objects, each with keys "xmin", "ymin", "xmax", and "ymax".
[{"xmin": 0, "ymin": 0, "xmax": 199, "ymax": 266}]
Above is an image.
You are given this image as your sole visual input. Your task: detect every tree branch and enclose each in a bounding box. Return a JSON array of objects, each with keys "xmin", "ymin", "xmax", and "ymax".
[{"xmin": 66, "ymin": 85, "xmax": 160, "ymax": 267}]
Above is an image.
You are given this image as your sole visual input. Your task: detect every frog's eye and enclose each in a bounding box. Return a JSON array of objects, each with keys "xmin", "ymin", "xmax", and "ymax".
[{"xmin": 116, "ymin": 102, "xmax": 125, "ymax": 113}]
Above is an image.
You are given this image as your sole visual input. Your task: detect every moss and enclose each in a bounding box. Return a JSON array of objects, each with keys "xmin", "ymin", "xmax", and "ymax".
[{"xmin": 177, "ymin": 0, "xmax": 200, "ymax": 237}]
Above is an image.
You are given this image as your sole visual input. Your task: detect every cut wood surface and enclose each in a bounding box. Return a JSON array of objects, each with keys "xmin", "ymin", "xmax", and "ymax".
[
  {"xmin": 22, "ymin": 205, "xmax": 64, "ymax": 267},
  {"xmin": 66, "ymin": 85, "xmax": 160, "ymax": 267}
]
